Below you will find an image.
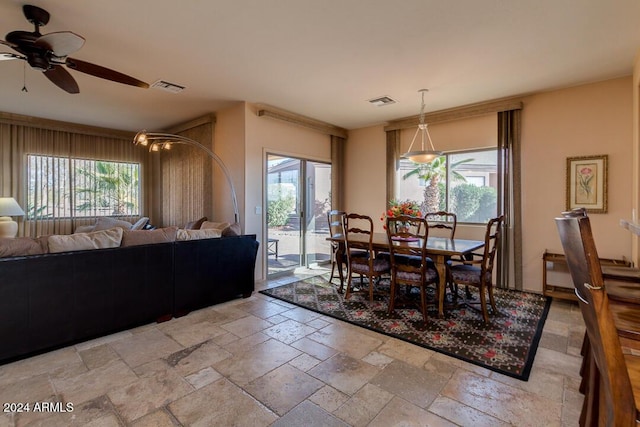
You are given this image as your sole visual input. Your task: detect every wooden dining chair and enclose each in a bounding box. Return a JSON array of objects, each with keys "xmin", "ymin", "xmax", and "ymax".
[
  {"xmin": 555, "ymin": 210, "xmax": 640, "ymax": 426},
  {"xmin": 386, "ymin": 215, "xmax": 439, "ymax": 322},
  {"xmin": 559, "ymin": 209, "xmax": 640, "ymax": 342},
  {"xmin": 447, "ymin": 215, "xmax": 504, "ymax": 322},
  {"xmin": 424, "ymin": 211, "xmax": 457, "ymax": 238},
  {"xmin": 343, "ymin": 213, "xmax": 390, "ymax": 302},
  {"xmin": 425, "ymin": 210, "xmax": 462, "ymax": 298},
  {"xmin": 327, "ymin": 210, "xmax": 347, "ymax": 289}
]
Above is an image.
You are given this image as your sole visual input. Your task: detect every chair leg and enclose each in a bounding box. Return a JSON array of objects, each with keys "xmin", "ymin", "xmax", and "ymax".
[
  {"xmin": 345, "ymin": 268, "xmax": 353, "ymax": 300},
  {"xmin": 420, "ymin": 285, "xmax": 428, "ymax": 322},
  {"xmin": 487, "ymin": 284, "xmax": 497, "ymax": 314},
  {"xmin": 329, "ymin": 259, "xmax": 337, "ymax": 284},
  {"xmin": 479, "ymin": 287, "xmax": 489, "ymax": 322},
  {"xmin": 368, "ymin": 274, "xmax": 374, "ymax": 302},
  {"xmin": 388, "ymin": 276, "xmax": 397, "ymax": 314}
]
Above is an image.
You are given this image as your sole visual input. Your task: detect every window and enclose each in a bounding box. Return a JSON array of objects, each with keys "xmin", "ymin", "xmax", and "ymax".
[
  {"xmin": 397, "ymin": 148, "xmax": 497, "ymax": 224},
  {"xmin": 27, "ymin": 155, "xmax": 140, "ymax": 219}
]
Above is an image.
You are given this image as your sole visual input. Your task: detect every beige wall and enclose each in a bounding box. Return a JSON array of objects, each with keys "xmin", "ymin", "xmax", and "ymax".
[
  {"xmin": 216, "ymin": 102, "xmax": 331, "ymax": 281},
  {"xmin": 344, "ymin": 125, "xmax": 388, "ymax": 232},
  {"xmin": 214, "ymin": 103, "xmax": 246, "ymax": 227},
  {"xmin": 344, "ymin": 77, "xmax": 634, "ymax": 293},
  {"xmin": 521, "ymin": 77, "xmax": 633, "ymax": 291}
]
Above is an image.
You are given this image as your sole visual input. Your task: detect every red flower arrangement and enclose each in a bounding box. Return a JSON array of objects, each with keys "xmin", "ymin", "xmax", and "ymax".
[{"xmin": 380, "ymin": 199, "xmax": 421, "ymax": 229}]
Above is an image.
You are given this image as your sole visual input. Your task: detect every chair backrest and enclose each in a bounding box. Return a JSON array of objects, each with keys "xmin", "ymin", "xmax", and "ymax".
[
  {"xmin": 555, "ymin": 211, "xmax": 636, "ymax": 426},
  {"xmin": 327, "ymin": 210, "xmax": 346, "ymax": 239},
  {"xmin": 343, "ymin": 213, "xmax": 374, "ymax": 254},
  {"xmin": 386, "ymin": 215, "xmax": 429, "ymax": 273},
  {"xmin": 480, "ymin": 215, "xmax": 504, "ymax": 277},
  {"xmin": 555, "ymin": 208, "xmax": 596, "ymax": 301},
  {"xmin": 424, "ymin": 211, "xmax": 457, "ymax": 239}
]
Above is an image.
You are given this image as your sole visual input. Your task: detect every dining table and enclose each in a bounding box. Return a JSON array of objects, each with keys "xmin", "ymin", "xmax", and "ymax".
[{"xmin": 328, "ymin": 232, "xmax": 485, "ymax": 318}]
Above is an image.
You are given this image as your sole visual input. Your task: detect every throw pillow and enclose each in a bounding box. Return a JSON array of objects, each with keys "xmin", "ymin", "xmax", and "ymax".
[
  {"xmin": 184, "ymin": 216, "xmax": 207, "ymax": 230},
  {"xmin": 222, "ymin": 222, "xmax": 241, "ymax": 237},
  {"xmin": 73, "ymin": 225, "xmax": 96, "ymax": 234},
  {"xmin": 0, "ymin": 236, "xmax": 47, "ymax": 258},
  {"xmin": 48, "ymin": 228, "xmax": 123, "ymax": 253},
  {"xmin": 93, "ymin": 217, "xmax": 133, "ymax": 231},
  {"xmin": 200, "ymin": 221, "xmax": 230, "ymax": 231},
  {"xmin": 131, "ymin": 217, "xmax": 150, "ymax": 230},
  {"xmin": 176, "ymin": 228, "xmax": 222, "ymax": 241},
  {"xmin": 121, "ymin": 227, "xmax": 178, "ymax": 247}
]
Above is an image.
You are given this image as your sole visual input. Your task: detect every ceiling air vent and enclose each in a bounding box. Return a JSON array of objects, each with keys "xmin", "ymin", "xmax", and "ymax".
[
  {"xmin": 151, "ymin": 80, "xmax": 186, "ymax": 93},
  {"xmin": 368, "ymin": 96, "xmax": 397, "ymax": 106}
]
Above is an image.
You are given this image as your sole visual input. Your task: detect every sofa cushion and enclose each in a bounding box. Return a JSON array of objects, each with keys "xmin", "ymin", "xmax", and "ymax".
[
  {"xmin": 131, "ymin": 217, "xmax": 150, "ymax": 231},
  {"xmin": 0, "ymin": 236, "xmax": 48, "ymax": 258},
  {"xmin": 93, "ymin": 217, "xmax": 133, "ymax": 231},
  {"xmin": 121, "ymin": 227, "xmax": 178, "ymax": 247},
  {"xmin": 176, "ymin": 228, "xmax": 222, "ymax": 241},
  {"xmin": 184, "ymin": 216, "xmax": 207, "ymax": 230},
  {"xmin": 48, "ymin": 228, "xmax": 123, "ymax": 253}
]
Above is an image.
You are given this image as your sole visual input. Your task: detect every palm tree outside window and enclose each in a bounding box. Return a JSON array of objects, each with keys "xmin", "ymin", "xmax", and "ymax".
[{"xmin": 397, "ymin": 148, "xmax": 497, "ymax": 224}]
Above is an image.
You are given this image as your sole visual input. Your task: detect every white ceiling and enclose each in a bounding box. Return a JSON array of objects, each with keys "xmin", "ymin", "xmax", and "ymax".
[{"xmin": 1, "ymin": 0, "xmax": 639, "ymax": 132}]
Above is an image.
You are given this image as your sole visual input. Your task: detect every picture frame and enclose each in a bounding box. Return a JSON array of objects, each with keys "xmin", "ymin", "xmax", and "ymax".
[{"xmin": 566, "ymin": 154, "xmax": 608, "ymax": 213}]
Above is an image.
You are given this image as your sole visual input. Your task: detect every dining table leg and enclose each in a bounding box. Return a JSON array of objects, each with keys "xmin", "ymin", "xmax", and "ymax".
[{"xmin": 433, "ymin": 254, "xmax": 447, "ymax": 318}]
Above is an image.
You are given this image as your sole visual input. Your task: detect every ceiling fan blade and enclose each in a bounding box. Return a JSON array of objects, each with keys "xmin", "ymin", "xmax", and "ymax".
[
  {"xmin": 65, "ymin": 57, "xmax": 149, "ymax": 88},
  {"xmin": 35, "ymin": 31, "xmax": 85, "ymax": 57},
  {"xmin": 43, "ymin": 65, "xmax": 79, "ymax": 94},
  {"xmin": 0, "ymin": 52, "xmax": 24, "ymax": 61},
  {"xmin": 0, "ymin": 39, "xmax": 18, "ymax": 49}
]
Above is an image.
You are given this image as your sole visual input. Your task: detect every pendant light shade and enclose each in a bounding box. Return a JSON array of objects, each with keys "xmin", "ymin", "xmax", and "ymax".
[{"xmin": 401, "ymin": 89, "xmax": 442, "ymax": 164}]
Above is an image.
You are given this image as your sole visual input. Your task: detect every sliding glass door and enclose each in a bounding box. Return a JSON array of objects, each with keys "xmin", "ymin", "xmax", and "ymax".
[{"xmin": 266, "ymin": 154, "xmax": 331, "ymax": 277}]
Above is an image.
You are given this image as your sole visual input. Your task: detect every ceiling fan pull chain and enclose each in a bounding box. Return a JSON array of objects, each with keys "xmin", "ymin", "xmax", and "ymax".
[{"xmin": 21, "ymin": 61, "xmax": 28, "ymax": 92}]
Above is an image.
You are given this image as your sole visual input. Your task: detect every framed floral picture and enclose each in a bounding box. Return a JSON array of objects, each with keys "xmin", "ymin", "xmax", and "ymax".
[{"xmin": 566, "ymin": 155, "xmax": 608, "ymax": 213}]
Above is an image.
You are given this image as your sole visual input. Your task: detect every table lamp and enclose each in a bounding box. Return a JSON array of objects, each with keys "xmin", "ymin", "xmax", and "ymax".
[{"xmin": 0, "ymin": 197, "xmax": 25, "ymax": 238}]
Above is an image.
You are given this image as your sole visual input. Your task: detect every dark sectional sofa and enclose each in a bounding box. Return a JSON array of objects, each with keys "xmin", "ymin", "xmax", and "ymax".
[{"xmin": 0, "ymin": 235, "xmax": 259, "ymax": 365}]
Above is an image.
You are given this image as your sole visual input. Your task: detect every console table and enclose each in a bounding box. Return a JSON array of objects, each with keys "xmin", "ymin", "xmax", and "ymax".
[{"xmin": 543, "ymin": 251, "xmax": 633, "ymax": 301}]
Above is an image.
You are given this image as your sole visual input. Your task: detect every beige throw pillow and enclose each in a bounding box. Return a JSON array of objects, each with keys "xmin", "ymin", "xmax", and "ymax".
[
  {"xmin": 0, "ymin": 236, "xmax": 48, "ymax": 258},
  {"xmin": 200, "ymin": 221, "xmax": 230, "ymax": 231},
  {"xmin": 184, "ymin": 217, "xmax": 207, "ymax": 230},
  {"xmin": 176, "ymin": 228, "xmax": 222, "ymax": 241},
  {"xmin": 93, "ymin": 217, "xmax": 133, "ymax": 231},
  {"xmin": 121, "ymin": 227, "xmax": 178, "ymax": 247},
  {"xmin": 222, "ymin": 222, "xmax": 241, "ymax": 237},
  {"xmin": 48, "ymin": 228, "xmax": 123, "ymax": 253}
]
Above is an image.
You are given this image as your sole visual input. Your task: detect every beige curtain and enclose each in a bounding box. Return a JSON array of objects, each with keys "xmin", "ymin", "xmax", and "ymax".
[
  {"xmin": 0, "ymin": 122, "xmax": 147, "ymax": 237},
  {"xmin": 385, "ymin": 129, "xmax": 401, "ymax": 205},
  {"xmin": 160, "ymin": 122, "xmax": 214, "ymax": 228},
  {"xmin": 497, "ymin": 109, "xmax": 523, "ymax": 290},
  {"xmin": 330, "ymin": 135, "xmax": 345, "ymax": 210}
]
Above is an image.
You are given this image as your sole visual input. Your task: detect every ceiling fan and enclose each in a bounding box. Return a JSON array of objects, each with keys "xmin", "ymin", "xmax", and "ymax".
[{"xmin": 0, "ymin": 4, "xmax": 149, "ymax": 94}]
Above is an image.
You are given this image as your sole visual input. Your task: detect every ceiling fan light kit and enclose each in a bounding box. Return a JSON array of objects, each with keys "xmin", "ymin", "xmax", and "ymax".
[
  {"xmin": 401, "ymin": 89, "xmax": 443, "ymax": 164},
  {"xmin": 1, "ymin": 4, "xmax": 149, "ymax": 93}
]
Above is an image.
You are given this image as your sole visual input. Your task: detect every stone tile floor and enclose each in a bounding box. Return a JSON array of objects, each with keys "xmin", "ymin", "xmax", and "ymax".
[{"xmin": 0, "ymin": 269, "xmax": 585, "ymax": 426}]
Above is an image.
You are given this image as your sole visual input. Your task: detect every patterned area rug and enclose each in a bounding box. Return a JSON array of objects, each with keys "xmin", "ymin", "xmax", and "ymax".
[{"xmin": 260, "ymin": 275, "xmax": 551, "ymax": 381}]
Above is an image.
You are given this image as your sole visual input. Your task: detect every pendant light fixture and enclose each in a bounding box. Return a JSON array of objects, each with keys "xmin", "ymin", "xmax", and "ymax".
[{"xmin": 401, "ymin": 89, "xmax": 442, "ymax": 163}]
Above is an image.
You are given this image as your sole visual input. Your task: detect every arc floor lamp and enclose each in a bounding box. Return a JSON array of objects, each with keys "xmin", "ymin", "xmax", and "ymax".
[{"xmin": 134, "ymin": 131, "xmax": 240, "ymax": 224}]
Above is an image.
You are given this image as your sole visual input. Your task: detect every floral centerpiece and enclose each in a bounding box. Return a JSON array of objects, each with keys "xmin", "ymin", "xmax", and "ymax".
[{"xmin": 380, "ymin": 199, "xmax": 421, "ymax": 230}]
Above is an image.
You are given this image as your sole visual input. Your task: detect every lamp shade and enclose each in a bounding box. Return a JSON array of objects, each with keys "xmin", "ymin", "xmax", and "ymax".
[{"xmin": 0, "ymin": 197, "xmax": 25, "ymax": 217}]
